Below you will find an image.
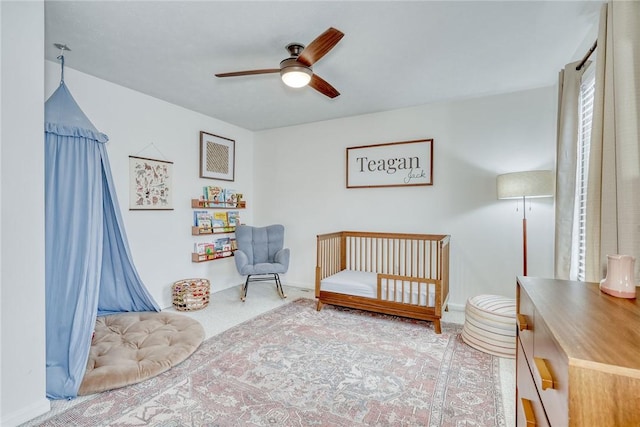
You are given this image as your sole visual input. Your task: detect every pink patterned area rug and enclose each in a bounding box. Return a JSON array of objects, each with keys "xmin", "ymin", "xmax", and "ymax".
[{"xmin": 34, "ymin": 298, "xmax": 505, "ymax": 426}]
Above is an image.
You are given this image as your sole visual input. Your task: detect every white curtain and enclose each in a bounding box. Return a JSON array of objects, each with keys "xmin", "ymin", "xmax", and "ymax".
[
  {"xmin": 554, "ymin": 60, "xmax": 588, "ymax": 280},
  {"xmin": 585, "ymin": 1, "xmax": 640, "ymax": 282}
]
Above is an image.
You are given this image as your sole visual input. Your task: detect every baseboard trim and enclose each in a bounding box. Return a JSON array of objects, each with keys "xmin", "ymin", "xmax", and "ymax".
[
  {"xmin": 282, "ymin": 281, "xmax": 314, "ymax": 291},
  {"xmin": 2, "ymin": 397, "xmax": 50, "ymax": 427},
  {"xmin": 447, "ymin": 302, "xmax": 465, "ymax": 312}
]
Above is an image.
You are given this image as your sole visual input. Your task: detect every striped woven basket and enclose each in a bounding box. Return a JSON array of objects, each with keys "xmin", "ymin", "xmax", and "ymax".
[{"xmin": 172, "ymin": 278, "xmax": 210, "ymax": 311}]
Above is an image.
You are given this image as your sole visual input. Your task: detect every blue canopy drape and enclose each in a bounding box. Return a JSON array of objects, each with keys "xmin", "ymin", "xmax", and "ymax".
[{"xmin": 45, "ymin": 82, "xmax": 159, "ymax": 399}]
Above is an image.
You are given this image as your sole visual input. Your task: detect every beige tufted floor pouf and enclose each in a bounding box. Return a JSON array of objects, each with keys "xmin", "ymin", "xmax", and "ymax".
[
  {"xmin": 461, "ymin": 294, "xmax": 516, "ymax": 358},
  {"xmin": 78, "ymin": 311, "xmax": 205, "ymax": 395}
]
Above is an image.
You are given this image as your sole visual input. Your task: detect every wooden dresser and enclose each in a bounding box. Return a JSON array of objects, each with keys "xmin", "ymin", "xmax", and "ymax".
[{"xmin": 516, "ymin": 277, "xmax": 640, "ymax": 426}]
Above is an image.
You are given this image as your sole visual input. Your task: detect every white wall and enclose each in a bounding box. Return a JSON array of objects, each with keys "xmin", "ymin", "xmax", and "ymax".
[
  {"xmin": 44, "ymin": 62, "xmax": 255, "ymax": 309},
  {"xmin": 254, "ymin": 87, "xmax": 557, "ymax": 308},
  {"xmin": 1, "ymin": 2, "xmax": 50, "ymax": 426},
  {"xmin": 41, "ymin": 63, "xmax": 557, "ymax": 312}
]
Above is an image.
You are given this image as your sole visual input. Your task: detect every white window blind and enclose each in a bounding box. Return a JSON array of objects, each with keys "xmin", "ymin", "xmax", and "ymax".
[{"xmin": 575, "ymin": 64, "xmax": 596, "ymax": 281}]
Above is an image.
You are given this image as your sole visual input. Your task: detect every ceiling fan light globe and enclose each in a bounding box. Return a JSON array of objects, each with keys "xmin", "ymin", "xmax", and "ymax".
[{"xmin": 281, "ymin": 67, "xmax": 312, "ymax": 88}]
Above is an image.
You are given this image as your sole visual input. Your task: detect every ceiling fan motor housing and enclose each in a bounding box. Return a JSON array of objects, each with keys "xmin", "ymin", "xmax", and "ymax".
[{"xmin": 285, "ymin": 43, "xmax": 305, "ymax": 57}]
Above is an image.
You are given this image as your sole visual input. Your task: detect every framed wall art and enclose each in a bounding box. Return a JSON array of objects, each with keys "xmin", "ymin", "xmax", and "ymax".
[
  {"xmin": 129, "ymin": 156, "xmax": 173, "ymax": 210},
  {"xmin": 346, "ymin": 139, "xmax": 433, "ymax": 188},
  {"xmin": 200, "ymin": 131, "xmax": 235, "ymax": 181}
]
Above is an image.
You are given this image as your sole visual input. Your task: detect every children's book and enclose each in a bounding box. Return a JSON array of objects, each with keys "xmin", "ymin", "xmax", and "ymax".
[
  {"xmin": 206, "ymin": 186, "xmax": 224, "ymax": 204},
  {"xmin": 213, "ymin": 212, "xmax": 228, "ymax": 229},
  {"xmin": 227, "ymin": 211, "xmax": 240, "ymax": 227},
  {"xmin": 193, "ymin": 210, "xmax": 212, "ymax": 227},
  {"xmin": 205, "ymin": 243, "xmax": 215, "ymax": 255},
  {"xmin": 211, "ymin": 218, "xmax": 226, "ymax": 230},
  {"xmin": 215, "ymin": 237, "xmax": 232, "ymax": 256},
  {"xmin": 223, "ymin": 189, "xmax": 238, "ymax": 207}
]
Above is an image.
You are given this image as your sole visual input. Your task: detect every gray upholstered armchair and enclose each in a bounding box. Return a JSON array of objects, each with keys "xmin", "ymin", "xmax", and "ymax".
[{"xmin": 234, "ymin": 224, "xmax": 290, "ymax": 301}]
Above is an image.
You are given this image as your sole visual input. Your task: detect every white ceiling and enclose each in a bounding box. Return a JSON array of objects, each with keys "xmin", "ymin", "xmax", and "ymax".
[{"xmin": 44, "ymin": 1, "xmax": 602, "ymax": 131}]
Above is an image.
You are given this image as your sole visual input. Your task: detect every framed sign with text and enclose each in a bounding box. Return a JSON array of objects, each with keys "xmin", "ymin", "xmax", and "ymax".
[{"xmin": 346, "ymin": 139, "xmax": 433, "ymax": 188}]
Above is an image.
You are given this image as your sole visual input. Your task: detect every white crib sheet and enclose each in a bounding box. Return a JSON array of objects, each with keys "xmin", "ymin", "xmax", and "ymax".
[{"xmin": 320, "ymin": 269, "xmax": 435, "ymax": 306}]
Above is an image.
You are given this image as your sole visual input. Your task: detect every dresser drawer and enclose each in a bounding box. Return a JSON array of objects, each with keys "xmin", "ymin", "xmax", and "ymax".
[
  {"xmin": 517, "ymin": 340, "xmax": 550, "ymax": 427},
  {"xmin": 517, "ymin": 284, "xmax": 534, "ymax": 358},
  {"xmin": 533, "ymin": 317, "xmax": 568, "ymax": 427}
]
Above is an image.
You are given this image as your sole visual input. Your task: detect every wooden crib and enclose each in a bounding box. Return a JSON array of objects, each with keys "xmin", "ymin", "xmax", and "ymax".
[{"xmin": 315, "ymin": 231, "xmax": 450, "ymax": 333}]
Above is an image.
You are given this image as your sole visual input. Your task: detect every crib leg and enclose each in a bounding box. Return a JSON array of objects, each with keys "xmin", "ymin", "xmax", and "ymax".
[
  {"xmin": 433, "ymin": 319, "xmax": 442, "ymax": 334},
  {"xmin": 316, "ymin": 300, "xmax": 324, "ymax": 311}
]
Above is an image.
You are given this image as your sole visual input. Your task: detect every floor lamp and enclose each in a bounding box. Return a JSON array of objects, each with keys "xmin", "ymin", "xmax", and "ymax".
[{"xmin": 497, "ymin": 170, "xmax": 554, "ymax": 276}]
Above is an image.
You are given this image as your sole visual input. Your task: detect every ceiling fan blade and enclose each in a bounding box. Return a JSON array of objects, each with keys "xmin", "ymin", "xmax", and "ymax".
[
  {"xmin": 309, "ymin": 74, "xmax": 340, "ymax": 98},
  {"xmin": 297, "ymin": 27, "xmax": 344, "ymax": 67},
  {"xmin": 215, "ymin": 69, "xmax": 280, "ymax": 78}
]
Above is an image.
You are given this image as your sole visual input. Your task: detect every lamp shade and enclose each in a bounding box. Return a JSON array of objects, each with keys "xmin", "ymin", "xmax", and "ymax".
[
  {"xmin": 280, "ymin": 58, "xmax": 312, "ymax": 88},
  {"xmin": 281, "ymin": 69, "xmax": 311, "ymax": 88},
  {"xmin": 497, "ymin": 170, "xmax": 555, "ymax": 199}
]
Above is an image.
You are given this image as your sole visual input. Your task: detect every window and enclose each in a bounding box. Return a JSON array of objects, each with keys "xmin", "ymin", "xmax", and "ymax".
[{"xmin": 573, "ymin": 63, "xmax": 596, "ymax": 281}]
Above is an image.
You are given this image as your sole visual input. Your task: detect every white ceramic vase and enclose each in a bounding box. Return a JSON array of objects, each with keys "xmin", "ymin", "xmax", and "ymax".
[{"xmin": 600, "ymin": 254, "xmax": 637, "ymax": 299}]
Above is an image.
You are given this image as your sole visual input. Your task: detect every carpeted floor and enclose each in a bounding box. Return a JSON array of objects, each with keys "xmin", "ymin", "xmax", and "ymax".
[{"xmin": 26, "ymin": 297, "xmax": 505, "ymax": 426}]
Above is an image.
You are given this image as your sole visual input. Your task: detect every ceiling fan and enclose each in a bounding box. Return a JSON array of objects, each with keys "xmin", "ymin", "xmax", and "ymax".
[{"xmin": 215, "ymin": 27, "xmax": 344, "ymax": 98}]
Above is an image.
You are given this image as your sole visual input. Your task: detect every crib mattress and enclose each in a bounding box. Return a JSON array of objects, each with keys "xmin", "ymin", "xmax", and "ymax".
[{"xmin": 321, "ymin": 269, "xmax": 435, "ymax": 306}]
